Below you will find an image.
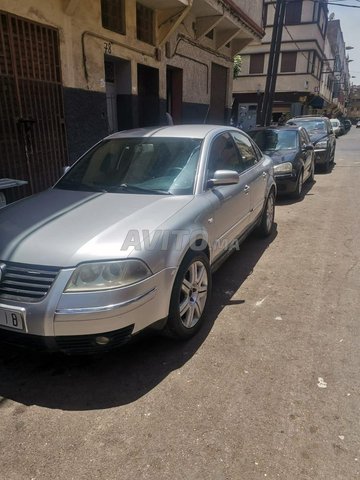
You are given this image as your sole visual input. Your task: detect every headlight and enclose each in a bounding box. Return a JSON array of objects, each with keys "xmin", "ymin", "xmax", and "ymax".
[
  {"xmin": 273, "ymin": 162, "xmax": 293, "ymax": 174},
  {"xmin": 65, "ymin": 260, "xmax": 152, "ymax": 292},
  {"xmin": 315, "ymin": 140, "xmax": 328, "ymax": 149}
]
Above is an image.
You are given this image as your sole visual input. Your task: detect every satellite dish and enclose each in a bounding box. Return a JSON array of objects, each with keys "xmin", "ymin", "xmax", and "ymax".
[{"xmin": 329, "ymin": 12, "xmax": 335, "ymax": 21}]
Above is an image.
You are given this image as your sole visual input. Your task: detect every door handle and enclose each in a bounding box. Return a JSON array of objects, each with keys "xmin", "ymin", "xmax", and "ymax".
[
  {"xmin": 262, "ymin": 172, "xmax": 267, "ymax": 178},
  {"xmin": 244, "ymin": 185, "xmax": 250, "ymax": 193}
]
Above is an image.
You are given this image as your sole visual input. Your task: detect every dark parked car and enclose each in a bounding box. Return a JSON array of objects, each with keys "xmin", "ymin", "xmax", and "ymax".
[
  {"xmin": 343, "ymin": 119, "xmax": 352, "ymax": 132},
  {"xmin": 248, "ymin": 126, "xmax": 314, "ymax": 198},
  {"xmin": 286, "ymin": 116, "xmax": 336, "ymax": 172}
]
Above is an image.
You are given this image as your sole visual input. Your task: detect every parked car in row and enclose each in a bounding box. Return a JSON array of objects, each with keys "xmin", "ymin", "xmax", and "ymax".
[
  {"xmin": 342, "ymin": 118, "xmax": 352, "ymax": 133},
  {"xmin": 0, "ymin": 125, "xmax": 276, "ymax": 354},
  {"xmin": 330, "ymin": 118, "xmax": 341, "ymax": 138},
  {"xmin": 286, "ymin": 116, "xmax": 336, "ymax": 172},
  {"xmin": 248, "ymin": 126, "xmax": 314, "ymax": 198},
  {"xmin": 356, "ymin": 121, "xmax": 360, "ymax": 129}
]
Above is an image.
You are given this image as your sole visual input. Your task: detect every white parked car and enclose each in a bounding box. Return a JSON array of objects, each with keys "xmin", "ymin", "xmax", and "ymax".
[{"xmin": 330, "ymin": 119, "xmax": 341, "ymax": 138}]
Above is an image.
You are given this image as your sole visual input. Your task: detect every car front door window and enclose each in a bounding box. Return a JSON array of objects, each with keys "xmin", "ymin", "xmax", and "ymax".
[{"xmin": 207, "ymin": 133, "xmax": 241, "ymax": 179}]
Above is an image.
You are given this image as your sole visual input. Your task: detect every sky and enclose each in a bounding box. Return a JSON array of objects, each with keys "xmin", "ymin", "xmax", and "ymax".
[{"xmin": 328, "ymin": 1, "xmax": 360, "ymax": 83}]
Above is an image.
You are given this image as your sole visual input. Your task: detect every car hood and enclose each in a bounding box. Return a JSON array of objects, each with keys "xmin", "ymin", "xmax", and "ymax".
[
  {"xmin": 309, "ymin": 132, "xmax": 328, "ymax": 144},
  {"xmin": 264, "ymin": 149, "xmax": 297, "ymax": 164},
  {"xmin": 0, "ymin": 189, "xmax": 194, "ymax": 267}
]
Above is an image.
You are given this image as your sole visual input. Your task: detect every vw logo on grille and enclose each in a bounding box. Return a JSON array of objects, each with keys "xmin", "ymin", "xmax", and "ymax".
[{"xmin": 0, "ymin": 263, "xmax": 6, "ymax": 283}]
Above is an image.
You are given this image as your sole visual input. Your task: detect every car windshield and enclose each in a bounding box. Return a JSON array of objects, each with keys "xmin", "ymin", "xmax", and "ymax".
[
  {"xmin": 248, "ymin": 129, "xmax": 298, "ymax": 151},
  {"xmin": 56, "ymin": 137, "xmax": 202, "ymax": 195},
  {"xmin": 330, "ymin": 120, "xmax": 339, "ymax": 126},
  {"xmin": 288, "ymin": 119, "xmax": 326, "ymax": 134}
]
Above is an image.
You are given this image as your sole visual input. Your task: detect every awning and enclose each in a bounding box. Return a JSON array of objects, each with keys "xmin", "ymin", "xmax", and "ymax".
[{"xmin": 309, "ymin": 96, "xmax": 325, "ymax": 109}]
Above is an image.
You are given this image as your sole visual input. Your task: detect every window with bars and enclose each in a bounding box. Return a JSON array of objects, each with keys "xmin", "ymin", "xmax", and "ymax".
[
  {"xmin": 249, "ymin": 54, "xmax": 265, "ymax": 74},
  {"xmin": 101, "ymin": 0, "xmax": 125, "ymax": 34},
  {"xmin": 137, "ymin": 2, "xmax": 154, "ymax": 45},
  {"xmin": 280, "ymin": 52, "xmax": 297, "ymax": 73}
]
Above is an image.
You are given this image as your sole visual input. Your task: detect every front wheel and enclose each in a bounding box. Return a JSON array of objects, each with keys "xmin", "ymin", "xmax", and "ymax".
[
  {"xmin": 164, "ymin": 251, "xmax": 212, "ymax": 339},
  {"xmin": 309, "ymin": 160, "xmax": 315, "ymax": 183},
  {"xmin": 257, "ymin": 190, "xmax": 275, "ymax": 237},
  {"xmin": 292, "ymin": 170, "xmax": 303, "ymax": 199},
  {"xmin": 0, "ymin": 192, "xmax": 6, "ymax": 209}
]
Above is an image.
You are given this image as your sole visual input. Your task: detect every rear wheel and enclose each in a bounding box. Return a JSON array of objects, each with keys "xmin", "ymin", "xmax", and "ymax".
[
  {"xmin": 257, "ymin": 190, "xmax": 275, "ymax": 237},
  {"xmin": 164, "ymin": 250, "xmax": 211, "ymax": 339}
]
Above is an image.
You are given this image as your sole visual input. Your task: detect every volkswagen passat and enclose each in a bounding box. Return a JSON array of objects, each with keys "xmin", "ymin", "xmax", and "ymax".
[{"xmin": 0, "ymin": 126, "xmax": 275, "ymax": 354}]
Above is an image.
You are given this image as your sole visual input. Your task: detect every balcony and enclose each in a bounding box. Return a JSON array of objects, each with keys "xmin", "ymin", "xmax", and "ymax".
[{"xmin": 140, "ymin": 0, "xmax": 264, "ymax": 52}]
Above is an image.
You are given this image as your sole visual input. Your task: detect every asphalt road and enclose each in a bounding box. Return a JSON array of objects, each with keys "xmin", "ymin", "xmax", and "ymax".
[{"xmin": 1, "ymin": 128, "xmax": 360, "ymax": 480}]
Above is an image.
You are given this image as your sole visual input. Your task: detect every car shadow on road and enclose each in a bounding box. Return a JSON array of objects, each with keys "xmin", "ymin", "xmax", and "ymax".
[
  {"xmin": 276, "ymin": 179, "xmax": 315, "ymax": 206},
  {"xmin": 315, "ymin": 161, "xmax": 336, "ymax": 175},
  {"xmin": 0, "ymin": 227, "xmax": 277, "ymax": 411}
]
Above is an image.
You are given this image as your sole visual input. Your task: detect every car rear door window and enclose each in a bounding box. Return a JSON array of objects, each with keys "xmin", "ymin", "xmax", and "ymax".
[{"xmin": 231, "ymin": 132, "xmax": 259, "ymax": 172}]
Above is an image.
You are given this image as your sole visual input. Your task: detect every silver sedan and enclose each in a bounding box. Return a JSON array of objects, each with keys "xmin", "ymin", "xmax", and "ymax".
[{"xmin": 0, "ymin": 125, "xmax": 276, "ymax": 353}]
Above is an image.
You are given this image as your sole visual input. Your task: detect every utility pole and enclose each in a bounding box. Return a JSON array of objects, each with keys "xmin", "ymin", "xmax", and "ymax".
[{"xmin": 259, "ymin": 0, "xmax": 286, "ymax": 126}]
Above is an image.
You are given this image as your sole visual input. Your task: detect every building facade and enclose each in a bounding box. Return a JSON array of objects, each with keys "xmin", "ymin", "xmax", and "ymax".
[
  {"xmin": 0, "ymin": 0, "xmax": 264, "ymax": 199},
  {"xmin": 348, "ymin": 85, "xmax": 360, "ymax": 123},
  {"xmin": 232, "ymin": 0, "xmax": 343, "ymax": 129},
  {"xmin": 326, "ymin": 19, "xmax": 350, "ymax": 117}
]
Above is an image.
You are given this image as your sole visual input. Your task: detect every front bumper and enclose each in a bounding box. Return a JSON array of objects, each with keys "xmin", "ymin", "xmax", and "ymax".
[
  {"xmin": 314, "ymin": 149, "xmax": 328, "ymax": 165},
  {"xmin": 0, "ymin": 266, "xmax": 176, "ymax": 353},
  {"xmin": 274, "ymin": 173, "xmax": 298, "ymax": 194}
]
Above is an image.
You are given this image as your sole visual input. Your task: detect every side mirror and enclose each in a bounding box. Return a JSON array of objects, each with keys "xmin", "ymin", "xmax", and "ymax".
[
  {"xmin": 304, "ymin": 144, "xmax": 314, "ymax": 151},
  {"xmin": 207, "ymin": 170, "xmax": 239, "ymax": 188}
]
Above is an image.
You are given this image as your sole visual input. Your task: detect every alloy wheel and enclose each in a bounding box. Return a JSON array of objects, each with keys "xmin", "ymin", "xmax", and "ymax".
[
  {"xmin": 266, "ymin": 193, "xmax": 275, "ymax": 232},
  {"xmin": 179, "ymin": 260, "xmax": 209, "ymax": 328}
]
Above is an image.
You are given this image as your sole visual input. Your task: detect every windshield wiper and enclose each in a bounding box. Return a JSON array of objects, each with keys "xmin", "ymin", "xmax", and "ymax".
[
  {"xmin": 57, "ymin": 181, "xmax": 108, "ymax": 193},
  {"xmin": 110, "ymin": 184, "xmax": 172, "ymax": 195}
]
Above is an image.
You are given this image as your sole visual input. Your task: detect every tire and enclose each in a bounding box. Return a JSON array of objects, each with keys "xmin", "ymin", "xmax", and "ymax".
[
  {"xmin": 309, "ymin": 160, "xmax": 315, "ymax": 183},
  {"xmin": 257, "ymin": 190, "xmax": 275, "ymax": 237},
  {"xmin": 292, "ymin": 170, "xmax": 303, "ymax": 199},
  {"xmin": 324, "ymin": 152, "xmax": 331, "ymax": 172},
  {"xmin": 0, "ymin": 192, "xmax": 6, "ymax": 209},
  {"xmin": 164, "ymin": 250, "xmax": 212, "ymax": 340},
  {"xmin": 331, "ymin": 148, "xmax": 335, "ymax": 164}
]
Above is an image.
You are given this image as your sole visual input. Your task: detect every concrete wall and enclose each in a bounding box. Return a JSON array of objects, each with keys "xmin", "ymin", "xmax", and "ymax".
[
  {"xmin": 232, "ymin": 0, "xmax": 264, "ymax": 29},
  {"xmin": 1, "ymin": 0, "xmax": 263, "ymax": 159}
]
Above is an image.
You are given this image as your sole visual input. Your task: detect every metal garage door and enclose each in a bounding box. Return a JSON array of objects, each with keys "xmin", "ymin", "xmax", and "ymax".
[{"xmin": 0, "ymin": 12, "xmax": 67, "ymax": 200}]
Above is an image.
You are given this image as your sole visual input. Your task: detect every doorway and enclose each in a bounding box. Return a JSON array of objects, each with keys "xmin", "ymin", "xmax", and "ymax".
[
  {"xmin": 166, "ymin": 66, "xmax": 183, "ymax": 124},
  {"xmin": 105, "ymin": 57, "xmax": 132, "ymax": 132},
  {"xmin": 207, "ymin": 63, "xmax": 228, "ymax": 124},
  {"xmin": 137, "ymin": 64, "xmax": 159, "ymax": 127}
]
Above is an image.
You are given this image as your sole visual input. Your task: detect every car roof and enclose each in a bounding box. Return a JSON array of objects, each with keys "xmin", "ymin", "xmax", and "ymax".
[
  {"xmin": 248, "ymin": 125, "xmax": 301, "ymax": 132},
  {"xmin": 105, "ymin": 125, "xmax": 235, "ymax": 140},
  {"xmin": 288, "ymin": 116, "xmax": 328, "ymax": 122}
]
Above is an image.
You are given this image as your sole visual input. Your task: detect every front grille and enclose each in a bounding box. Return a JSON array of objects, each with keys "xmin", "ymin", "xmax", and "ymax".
[{"xmin": 0, "ymin": 262, "xmax": 60, "ymax": 302}]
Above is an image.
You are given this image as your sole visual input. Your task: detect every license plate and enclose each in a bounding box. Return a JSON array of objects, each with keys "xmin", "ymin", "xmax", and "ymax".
[{"xmin": 0, "ymin": 307, "xmax": 25, "ymax": 331}]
